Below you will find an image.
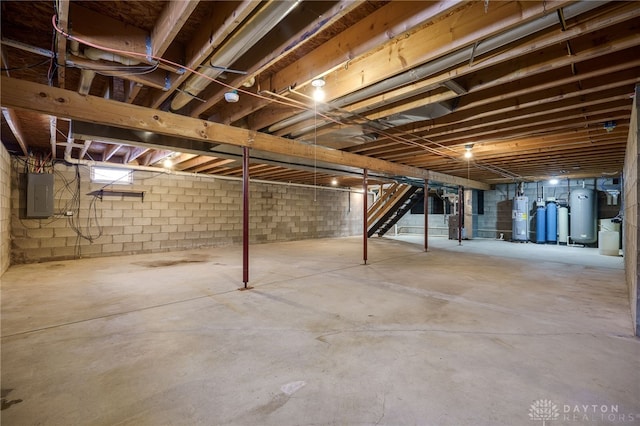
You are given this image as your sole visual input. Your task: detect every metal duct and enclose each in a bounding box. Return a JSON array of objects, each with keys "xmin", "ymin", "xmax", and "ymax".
[{"xmin": 170, "ymin": 0, "xmax": 300, "ymax": 111}]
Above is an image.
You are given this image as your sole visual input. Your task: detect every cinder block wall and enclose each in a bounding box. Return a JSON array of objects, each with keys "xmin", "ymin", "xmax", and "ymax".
[
  {"xmin": 623, "ymin": 85, "xmax": 639, "ymax": 336},
  {"xmin": 1, "ymin": 144, "xmax": 11, "ymax": 274},
  {"xmin": 394, "ymin": 213, "xmax": 448, "ymax": 236},
  {"xmin": 10, "ymin": 161, "xmax": 364, "ymax": 264}
]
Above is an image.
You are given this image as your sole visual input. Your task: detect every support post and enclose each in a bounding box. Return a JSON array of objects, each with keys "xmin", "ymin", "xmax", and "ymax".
[
  {"xmin": 424, "ymin": 180, "xmax": 429, "ymax": 252},
  {"xmin": 242, "ymin": 146, "xmax": 250, "ymax": 289},
  {"xmin": 458, "ymin": 185, "xmax": 463, "ymax": 245},
  {"xmin": 363, "ymin": 169, "xmax": 368, "ymax": 265}
]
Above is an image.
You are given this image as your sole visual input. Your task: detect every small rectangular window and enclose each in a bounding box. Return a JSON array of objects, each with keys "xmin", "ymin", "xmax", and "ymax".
[
  {"xmin": 477, "ymin": 190, "xmax": 484, "ymax": 215},
  {"xmin": 430, "ymin": 194, "xmax": 445, "ymax": 214},
  {"xmin": 410, "ymin": 193, "xmax": 425, "ymax": 214},
  {"xmin": 91, "ymin": 167, "xmax": 133, "ymax": 184}
]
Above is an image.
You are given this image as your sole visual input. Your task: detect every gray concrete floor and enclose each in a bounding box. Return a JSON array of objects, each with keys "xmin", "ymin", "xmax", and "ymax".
[{"xmin": 1, "ymin": 236, "xmax": 638, "ymax": 425}]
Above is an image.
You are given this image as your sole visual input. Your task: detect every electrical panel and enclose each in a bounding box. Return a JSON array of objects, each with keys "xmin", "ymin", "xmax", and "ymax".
[{"xmin": 27, "ymin": 173, "xmax": 54, "ymax": 218}]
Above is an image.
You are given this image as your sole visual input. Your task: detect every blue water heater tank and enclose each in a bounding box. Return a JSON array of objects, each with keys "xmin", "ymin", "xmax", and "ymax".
[
  {"xmin": 536, "ymin": 203, "xmax": 546, "ymax": 244},
  {"xmin": 546, "ymin": 200, "xmax": 557, "ymax": 244}
]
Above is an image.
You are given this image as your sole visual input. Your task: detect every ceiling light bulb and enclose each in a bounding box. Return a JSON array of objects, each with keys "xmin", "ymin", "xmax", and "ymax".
[
  {"xmin": 313, "ymin": 87, "xmax": 325, "ymax": 102},
  {"xmin": 311, "ymin": 78, "xmax": 325, "ymax": 88},
  {"xmin": 549, "ymin": 178, "xmax": 559, "ymax": 185},
  {"xmin": 463, "ymin": 143, "xmax": 473, "ymax": 159},
  {"xmin": 163, "ymin": 159, "xmax": 173, "ymax": 168},
  {"xmin": 331, "ymin": 178, "xmax": 338, "ymax": 186}
]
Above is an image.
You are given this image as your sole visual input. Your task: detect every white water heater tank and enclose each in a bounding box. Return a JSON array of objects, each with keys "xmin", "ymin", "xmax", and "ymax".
[
  {"xmin": 512, "ymin": 196, "xmax": 529, "ymax": 241},
  {"xmin": 570, "ymin": 189, "xmax": 597, "ymax": 244}
]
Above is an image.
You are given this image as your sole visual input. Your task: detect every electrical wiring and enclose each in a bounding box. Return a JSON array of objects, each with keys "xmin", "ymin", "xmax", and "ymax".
[
  {"xmin": 50, "ymin": 14, "xmax": 304, "ymax": 111},
  {"xmin": 68, "ymin": 61, "xmax": 160, "ymax": 77},
  {"xmin": 50, "ymin": 13, "xmax": 443, "ymax": 157},
  {"xmin": 50, "ymin": 13, "xmax": 519, "ymax": 180},
  {"xmin": 1, "ymin": 58, "xmax": 51, "ymax": 72},
  {"xmin": 11, "ymin": 155, "xmax": 105, "ymax": 253},
  {"xmin": 65, "ymin": 164, "xmax": 103, "ymax": 248}
]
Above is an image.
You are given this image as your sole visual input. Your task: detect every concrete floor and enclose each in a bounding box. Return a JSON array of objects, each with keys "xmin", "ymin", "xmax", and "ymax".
[{"xmin": 1, "ymin": 236, "xmax": 638, "ymax": 425}]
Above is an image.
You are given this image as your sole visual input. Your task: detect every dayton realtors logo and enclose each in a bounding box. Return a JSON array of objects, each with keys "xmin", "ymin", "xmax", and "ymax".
[
  {"xmin": 529, "ymin": 399, "xmax": 637, "ymax": 424},
  {"xmin": 529, "ymin": 399, "xmax": 559, "ymax": 425}
]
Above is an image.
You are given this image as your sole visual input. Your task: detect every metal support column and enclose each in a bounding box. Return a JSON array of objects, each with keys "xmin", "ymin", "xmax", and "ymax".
[
  {"xmin": 242, "ymin": 146, "xmax": 251, "ymax": 289},
  {"xmin": 458, "ymin": 185, "xmax": 463, "ymax": 245},
  {"xmin": 424, "ymin": 180, "xmax": 429, "ymax": 252},
  {"xmin": 363, "ymin": 169, "xmax": 368, "ymax": 265}
]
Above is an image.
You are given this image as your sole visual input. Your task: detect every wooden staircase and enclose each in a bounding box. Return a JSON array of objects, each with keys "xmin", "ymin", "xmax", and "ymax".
[{"xmin": 367, "ymin": 184, "xmax": 424, "ymax": 237}]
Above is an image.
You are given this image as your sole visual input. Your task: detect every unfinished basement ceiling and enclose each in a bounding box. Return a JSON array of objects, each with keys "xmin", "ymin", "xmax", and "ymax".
[{"xmin": 1, "ymin": 1, "xmax": 638, "ymax": 186}]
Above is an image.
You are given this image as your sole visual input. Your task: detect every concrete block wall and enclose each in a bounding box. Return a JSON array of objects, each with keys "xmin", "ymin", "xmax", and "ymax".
[
  {"xmin": 10, "ymin": 161, "xmax": 364, "ymax": 264},
  {"xmin": 1, "ymin": 144, "xmax": 11, "ymax": 275},
  {"xmin": 395, "ymin": 212, "xmax": 449, "ymax": 237},
  {"xmin": 623, "ymin": 84, "xmax": 639, "ymax": 336},
  {"xmin": 394, "ymin": 196, "xmax": 449, "ymax": 237}
]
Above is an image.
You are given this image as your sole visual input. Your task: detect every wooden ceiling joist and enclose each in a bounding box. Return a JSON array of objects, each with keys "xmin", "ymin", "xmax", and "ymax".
[
  {"xmin": 0, "ymin": 76, "xmax": 488, "ymax": 189},
  {"xmin": 2, "ymin": 107, "xmax": 29, "ymax": 156}
]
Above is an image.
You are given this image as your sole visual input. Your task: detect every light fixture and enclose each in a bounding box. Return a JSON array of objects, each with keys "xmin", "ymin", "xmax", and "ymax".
[
  {"xmin": 311, "ymin": 77, "xmax": 325, "ymax": 102},
  {"xmin": 163, "ymin": 158, "xmax": 173, "ymax": 168},
  {"xmin": 331, "ymin": 178, "xmax": 338, "ymax": 186},
  {"xmin": 224, "ymin": 90, "xmax": 239, "ymax": 103},
  {"xmin": 464, "ymin": 143, "xmax": 474, "ymax": 159},
  {"xmin": 549, "ymin": 178, "xmax": 559, "ymax": 185},
  {"xmin": 603, "ymin": 120, "xmax": 616, "ymax": 132}
]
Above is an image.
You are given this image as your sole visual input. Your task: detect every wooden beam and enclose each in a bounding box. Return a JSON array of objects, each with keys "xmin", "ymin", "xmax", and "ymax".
[
  {"xmin": 126, "ymin": 146, "xmax": 149, "ymax": 163},
  {"xmin": 103, "ymin": 144, "xmax": 123, "ymax": 161},
  {"xmin": 149, "ymin": 1, "xmax": 260, "ymax": 109},
  {"xmin": 79, "ymin": 140, "xmax": 92, "ymax": 159},
  {"xmin": 69, "ymin": 4, "xmax": 149, "ymax": 63},
  {"xmin": 49, "ymin": 116, "xmax": 57, "ymax": 159},
  {"xmin": 55, "ymin": 0, "xmax": 69, "ymax": 89},
  {"xmin": 143, "ymin": 150, "xmax": 173, "ymax": 166},
  {"xmin": 226, "ymin": 0, "xmax": 468, "ymax": 125},
  {"xmin": 248, "ymin": 0, "xmax": 573, "ymax": 131},
  {"xmin": 189, "ymin": 0, "xmax": 373, "ymax": 118},
  {"xmin": 1, "ymin": 77, "xmax": 489, "ymax": 189},
  {"xmin": 151, "ymin": 1, "xmax": 199, "ymax": 60},
  {"xmin": 1, "ymin": 107, "xmax": 28, "ymax": 156},
  {"xmin": 120, "ymin": 0, "xmax": 199, "ymax": 105},
  {"xmin": 175, "ymin": 155, "xmax": 221, "ymax": 171},
  {"xmin": 190, "ymin": 159, "xmax": 236, "ymax": 174}
]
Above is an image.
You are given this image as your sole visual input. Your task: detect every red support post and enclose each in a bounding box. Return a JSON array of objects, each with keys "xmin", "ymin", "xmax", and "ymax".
[
  {"xmin": 458, "ymin": 185, "xmax": 463, "ymax": 245},
  {"xmin": 242, "ymin": 146, "xmax": 250, "ymax": 288},
  {"xmin": 363, "ymin": 169, "xmax": 368, "ymax": 265},
  {"xmin": 424, "ymin": 180, "xmax": 429, "ymax": 252}
]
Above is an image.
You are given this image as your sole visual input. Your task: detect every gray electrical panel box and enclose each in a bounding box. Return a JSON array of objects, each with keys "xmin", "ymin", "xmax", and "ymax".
[{"xmin": 27, "ymin": 173, "xmax": 54, "ymax": 218}]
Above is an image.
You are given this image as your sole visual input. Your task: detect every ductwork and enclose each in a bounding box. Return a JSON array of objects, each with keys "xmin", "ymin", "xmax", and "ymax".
[
  {"xmin": 83, "ymin": 47, "xmax": 141, "ymax": 66},
  {"xmin": 270, "ymin": 1, "xmax": 607, "ymax": 136},
  {"xmin": 61, "ymin": 149, "xmax": 365, "ymax": 193},
  {"xmin": 70, "ymin": 44, "xmax": 142, "ymax": 95},
  {"xmin": 78, "ymin": 69, "xmax": 96, "ymax": 95},
  {"xmin": 170, "ymin": 0, "xmax": 300, "ymax": 111}
]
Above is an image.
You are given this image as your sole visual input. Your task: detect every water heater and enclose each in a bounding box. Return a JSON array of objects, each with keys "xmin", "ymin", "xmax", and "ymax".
[
  {"xmin": 570, "ymin": 189, "xmax": 597, "ymax": 244},
  {"xmin": 546, "ymin": 199, "xmax": 557, "ymax": 244},
  {"xmin": 536, "ymin": 202, "xmax": 546, "ymax": 244},
  {"xmin": 512, "ymin": 196, "xmax": 529, "ymax": 242}
]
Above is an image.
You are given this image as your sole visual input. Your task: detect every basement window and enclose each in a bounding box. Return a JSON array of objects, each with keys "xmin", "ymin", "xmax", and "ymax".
[{"xmin": 90, "ymin": 167, "xmax": 133, "ymax": 185}]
